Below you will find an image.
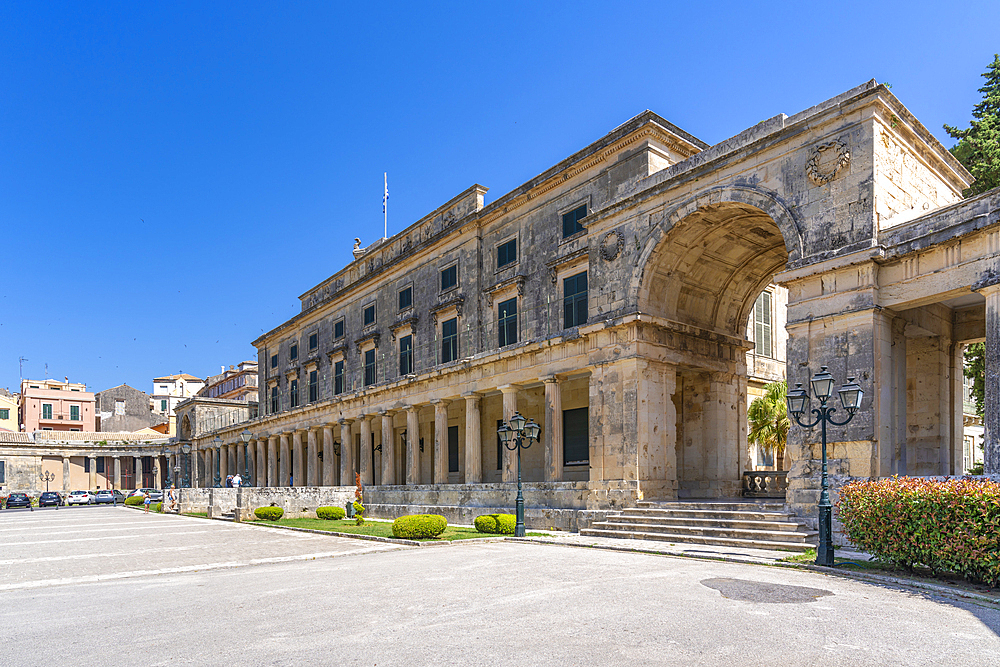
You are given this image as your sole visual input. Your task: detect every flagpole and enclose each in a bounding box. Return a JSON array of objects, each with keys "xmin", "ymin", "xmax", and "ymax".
[{"xmin": 383, "ymin": 172, "xmax": 388, "ymax": 239}]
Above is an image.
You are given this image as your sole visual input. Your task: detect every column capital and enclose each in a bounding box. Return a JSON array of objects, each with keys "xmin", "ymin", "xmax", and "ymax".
[
  {"xmin": 498, "ymin": 384, "xmax": 520, "ymax": 394},
  {"xmin": 430, "ymin": 398, "xmax": 450, "ymax": 406},
  {"xmin": 338, "ymin": 417, "xmax": 353, "ymax": 426},
  {"xmin": 540, "ymin": 375, "xmax": 559, "ymax": 384},
  {"xmin": 403, "ymin": 404, "xmax": 421, "ymax": 413},
  {"xmin": 461, "ymin": 391, "xmax": 481, "ymax": 399}
]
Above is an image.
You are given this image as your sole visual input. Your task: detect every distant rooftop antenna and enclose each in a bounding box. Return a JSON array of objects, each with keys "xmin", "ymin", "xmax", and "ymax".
[
  {"xmin": 44, "ymin": 363, "xmax": 49, "ymax": 378},
  {"xmin": 18, "ymin": 356, "xmax": 28, "ymax": 380}
]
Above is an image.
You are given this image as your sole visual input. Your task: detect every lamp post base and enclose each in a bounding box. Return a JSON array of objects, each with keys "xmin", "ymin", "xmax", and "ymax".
[{"xmin": 816, "ymin": 503, "xmax": 834, "ymax": 567}]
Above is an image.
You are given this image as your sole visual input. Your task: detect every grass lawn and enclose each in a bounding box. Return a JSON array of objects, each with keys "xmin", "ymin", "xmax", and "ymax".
[
  {"xmin": 183, "ymin": 512, "xmax": 208, "ymax": 518},
  {"xmin": 249, "ymin": 517, "xmax": 549, "ymax": 541}
]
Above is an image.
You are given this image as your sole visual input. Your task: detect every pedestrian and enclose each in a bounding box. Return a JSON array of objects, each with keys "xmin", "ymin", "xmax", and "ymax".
[
  {"xmin": 143, "ymin": 490, "xmax": 151, "ymax": 513},
  {"xmin": 226, "ymin": 475, "xmax": 233, "ymax": 488},
  {"xmin": 167, "ymin": 485, "xmax": 177, "ymax": 512},
  {"xmin": 232, "ymin": 473, "xmax": 242, "ymax": 489}
]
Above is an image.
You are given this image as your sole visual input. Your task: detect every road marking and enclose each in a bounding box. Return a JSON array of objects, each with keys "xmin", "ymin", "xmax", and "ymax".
[
  {"xmin": 0, "ymin": 548, "xmax": 403, "ymax": 591},
  {"xmin": 1, "ymin": 530, "xmax": 216, "ymax": 546},
  {"xmin": 0, "ymin": 544, "xmax": 211, "ymax": 565},
  {"xmin": 0, "ymin": 523, "xmax": 198, "ymax": 536}
]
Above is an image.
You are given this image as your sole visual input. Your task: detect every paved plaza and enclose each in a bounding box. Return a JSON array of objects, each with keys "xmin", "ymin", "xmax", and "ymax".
[{"xmin": 1, "ymin": 507, "xmax": 999, "ymax": 666}]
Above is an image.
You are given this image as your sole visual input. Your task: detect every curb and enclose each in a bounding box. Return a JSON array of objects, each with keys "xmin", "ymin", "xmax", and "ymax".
[{"xmin": 802, "ymin": 564, "xmax": 1000, "ymax": 606}]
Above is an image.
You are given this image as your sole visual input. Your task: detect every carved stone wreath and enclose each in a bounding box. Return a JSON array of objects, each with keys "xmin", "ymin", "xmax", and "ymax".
[
  {"xmin": 806, "ymin": 140, "xmax": 851, "ymax": 186},
  {"xmin": 600, "ymin": 230, "xmax": 625, "ymax": 261}
]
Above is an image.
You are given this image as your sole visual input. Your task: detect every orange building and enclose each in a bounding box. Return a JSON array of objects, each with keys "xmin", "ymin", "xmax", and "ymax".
[{"xmin": 19, "ymin": 378, "xmax": 96, "ymax": 432}]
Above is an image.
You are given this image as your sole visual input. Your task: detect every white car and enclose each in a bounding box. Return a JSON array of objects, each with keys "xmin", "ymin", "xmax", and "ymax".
[{"xmin": 66, "ymin": 490, "xmax": 92, "ymax": 506}]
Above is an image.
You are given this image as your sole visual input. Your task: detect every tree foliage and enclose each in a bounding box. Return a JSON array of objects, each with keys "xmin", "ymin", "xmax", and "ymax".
[
  {"xmin": 964, "ymin": 342, "xmax": 985, "ymax": 418},
  {"xmin": 944, "ymin": 54, "xmax": 1000, "ymax": 197},
  {"xmin": 748, "ymin": 380, "xmax": 789, "ymax": 468}
]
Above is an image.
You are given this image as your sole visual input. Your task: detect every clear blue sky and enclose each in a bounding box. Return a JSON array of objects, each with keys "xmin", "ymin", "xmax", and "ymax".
[{"xmin": 1, "ymin": 1, "xmax": 997, "ymax": 395}]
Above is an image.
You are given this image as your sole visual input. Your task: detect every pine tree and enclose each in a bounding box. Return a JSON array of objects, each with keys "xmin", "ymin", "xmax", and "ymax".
[{"xmin": 944, "ymin": 54, "xmax": 1000, "ymax": 197}]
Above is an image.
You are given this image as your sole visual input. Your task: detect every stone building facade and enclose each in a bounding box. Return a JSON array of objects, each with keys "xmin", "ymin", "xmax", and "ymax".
[
  {"xmin": 174, "ymin": 81, "xmax": 999, "ymax": 530},
  {"xmin": 96, "ymin": 384, "xmax": 168, "ymax": 433}
]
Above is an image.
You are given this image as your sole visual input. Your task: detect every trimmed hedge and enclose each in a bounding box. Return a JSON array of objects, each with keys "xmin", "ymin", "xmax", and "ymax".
[
  {"xmin": 837, "ymin": 476, "xmax": 1000, "ymax": 586},
  {"xmin": 474, "ymin": 513, "xmax": 516, "ymax": 535},
  {"xmin": 254, "ymin": 506, "xmax": 284, "ymax": 521},
  {"xmin": 151, "ymin": 502, "xmax": 163, "ymax": 513},
  {"xmin": 392, "ymin": 514, "xmax": 447, "ymax": 539},
  {"xmin": 124, "ymin": 495, "xmax": 144, "ymax": 506},
  {"xmin": 316, "ymin": 506, "xmax": 345, "ymax": 520}
]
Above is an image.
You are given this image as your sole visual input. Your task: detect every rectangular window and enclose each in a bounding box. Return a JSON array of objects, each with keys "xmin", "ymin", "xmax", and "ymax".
[
  {"xmin": 441, "ymin": 317, "xmax": 458, "ymax": 364},
  {"xmin": 440, "ymin": 264, "xmax": 457, "ymax": 291},
  {"xmin": 84, "ymin": 457, "xmax": 90, "ymax": 473},
  {"xmin": 309, "ymin": 333, "xmax": 318, "ymax": 350},
  {"xmin": 497, "ymin": 238, "xmax": 517, "ymax": 268},
  {"xmin": 754, "ymin": 291, "xmax": 773, "ymax": 358},
  {"xmin": 0, "ymin": 409, "xmax": 8, "ymax": 420},
  {"xmin": 70, "ymin": 405, "xmax": 80, "ymax": 421},
  {"xmin": 290, "ymin": 344, "xmax": 298, "ymax": 361},
  {"xmin": 271, "ymin": 386, "xmax": 279, "ymax": 413},
  {"xmin": 363, "ymin": 304, "xmax": 376, "ymax": 326},
  {"xmin": 0, "ymin": 460, "xmax": 4, "ymax": 484},
  {"xmin": 334, "ymin": 318, "xmax": 345, "ymax": 339},
  {"xmin": 290, "ymin": 379, "xmax": 299, "ymax": 408},
  {"xmin": 309, "ymin": 370, "xmax": 318, "ymax": 403},
  {"xmin": 271, "ymin": 354, "xmax": 278, "ymax": 369},
  {"xmin": 498, "ymin": 297, "xmax": 518, "ymax": 347},
  {"xmin": 448, "ymin": 425, "xmax": 459, "ymax": 473},
  {"xmin": 42, "ymin": 403, "xmax": 53, "ymax": 419},
  {"xmin": 364, "ymin": 349, "xmax": 377, "ymax": 386},
  {"xmin": 399, "ymin": 335, "xmax": 413, "ymax": 376},
  {"xmin": 334, "ymin": 361, "xmax": 345, "ymax": 395},
  {"xmin": 563, "ymin": 407, "xmax": 589, "ymax": 466},
  {"xmin": 96, "ymin": 457, "xmax": 105, "ymax": 474},
  {"xmin": 398, "ymin": 286, "xmax": 412, "ymax": 311},
  {"xmin": 563, "ymin": 271, "xmax": 588, "ymax": 329},
  {"xmin": 160, "ymin": 399, "xmax": 168, "ymax": 412},
  {"xmin": 562, "ymin": 204, "xmax": 587, "ymax": 238}
]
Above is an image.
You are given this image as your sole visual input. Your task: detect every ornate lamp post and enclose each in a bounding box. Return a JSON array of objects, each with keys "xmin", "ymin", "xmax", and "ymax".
[
  {"xmin": 239, "ymin": 429, "xmax": 253, "ymax": 486},
  {"xmin": 786, "ymin": 366, "xmax": 864, "ymax": 567},
  {"xmin": 180, "ymin": 443, "xmax": 192, "ymax": 487},
  {"xmin": 151, "ymin": 462, "xmax": 159, "ymax": 490},
  {"xmin": 497, "ymin": 411, "xmax": 542, "ymax": 537},
  {"xmin": 213, "ymin": 436, "xmax": 222, "ymax": 488},
  {"xmin": 39, "ymin": 470, "xmax": 55, "ymax": 493}
]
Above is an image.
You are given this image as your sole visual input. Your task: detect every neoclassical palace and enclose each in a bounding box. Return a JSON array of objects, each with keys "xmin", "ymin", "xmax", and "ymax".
[{"xmin": 170, "ymin": 80, "xmax": 998, "ymax": 526}]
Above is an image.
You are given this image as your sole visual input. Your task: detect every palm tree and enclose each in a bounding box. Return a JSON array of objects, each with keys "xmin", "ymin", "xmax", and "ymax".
[{"xmin": 747, "ymin": 380, "xmax": 789, "ymax": 470}]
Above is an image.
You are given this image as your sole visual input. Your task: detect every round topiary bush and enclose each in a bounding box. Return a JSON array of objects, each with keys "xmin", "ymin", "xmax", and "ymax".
[
  {"xmin": 151, "ymin": 502, "xmax": 163, "ymax": 513},
  {"xmin": 316, "ymin": 506, "xmax": 345, "ymax": 520},
  {"xmin": 254, "ymin": 506, "xmax": 284, "ymax": 521},
  {"xmin": 474, "ymin": 513, "xmax": 516, "ymax": 534},
  {"xmin": 124, "ymin": 495, "xmax": 144, "ymax": 506},
  {"xmin": 392, "ymin": 514, "xmax": 448, "ymax": 539}
]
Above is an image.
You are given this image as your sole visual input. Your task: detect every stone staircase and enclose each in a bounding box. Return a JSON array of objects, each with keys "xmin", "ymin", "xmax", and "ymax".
[{"xmin": 580, "ymin": 500, "xmax": 817, "ymax": 552}]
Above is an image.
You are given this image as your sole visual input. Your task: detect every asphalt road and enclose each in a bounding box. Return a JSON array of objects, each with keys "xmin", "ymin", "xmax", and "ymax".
[{"xmin": 1, "ymin": 507, "xmax": 998, "ymax": 666}]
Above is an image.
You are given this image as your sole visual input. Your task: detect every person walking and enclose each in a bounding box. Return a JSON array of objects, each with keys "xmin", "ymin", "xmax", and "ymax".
[{"xmin": 167, "ymin": 485, "xmax": 177, "ymax": 512}]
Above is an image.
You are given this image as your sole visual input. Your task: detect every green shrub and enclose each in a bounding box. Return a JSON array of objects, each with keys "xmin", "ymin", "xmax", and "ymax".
[
  {"xmin": 474, "ymin": 513, "xmax": 516, "ymax": 534},
  {"xmin": 151, "ymin": 502, "xmax": 163, "ymax": 513},
  {"xmin": 316, "ymin": 506, "xmax": 345, "ymax": 520},
  {"xmin": 353, "ymin": 501, "xmax": 365, "ymax": 526},
  {"xmin": 392, "ymin": 514, "xmax": 448, "ymax": 539},
  {"xmin": 124, "ymin": 495, "xmax": 144, "ymax": 506},
  {"xmin": 837, "ymin": 477, "xmax": 1000, "ymax": 586},
  {"xmin": 254, "ymin": 506, "xmax": 284, "ymax": 521}
]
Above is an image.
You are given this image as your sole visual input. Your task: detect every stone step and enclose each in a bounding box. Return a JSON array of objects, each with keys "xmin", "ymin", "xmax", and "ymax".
[
  {"xmin": 617, "ymin": 508, "xmax": 795, "ymax": 522},
  {"xmin": 638, "ymin": 500, "xmax": 786, "ymax": 512},
  {"xmin": 588, "ymin": 520, "xmax": 816, "ymax": 544},
  {"xmin": 578, "ymin": 527, "xmax": 815, "ymax": 552},
  {"xmin": 604, "ymin": 514, "xmax": 812, "ymax": 534}
]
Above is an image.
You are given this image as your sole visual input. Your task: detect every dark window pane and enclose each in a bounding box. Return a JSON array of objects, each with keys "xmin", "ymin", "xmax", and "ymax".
[
  {"xmin": 441, "ymin": 317, "xmax": 458, "ymax": 363},
  {"xmin": 563, "ymin": 271, "xmax": 588, "ymax": 328},
  {"xmin": 563, "ymin": 407, "xmax": 589, "ymax": 465},
  {"xmin": 271, "ymin": 386, "xmax": 279, "ymax": 413},
  {"xmin": 399, "ymin": 286, "xmax": 412, "ymax": 310},
  {"xmin": 334, "ymin": 319, "xmax": 344, "ymax": 339},
  {"xmin": 96, "ymin": 457, "xmax": 105, "ymax": 474},
  {"xmin": 498, "ymin": 298, "xmax": 518, "ymax": 347},
  {"xmin": 399, "ymin": 335, "xmax": 413, "ymax": 375},
  {"xmin": 440, "ymin": 264, "xmax": 457, "ymax": 291},
  {"xmin": 309, "ymin": 370, "xmax": 318, "ymax": 402},
  {"xmin": 363, "ymin": 305, "xmax": 376, "ymax": 326},
  {"xmin": 448, "ymin": 425, "xmax": 459, "ymax": 473},
  {"xmin": 309, "ymin": 333, "xmax": 317, "ymax": 350},
  {"xmin": 290, "ymin": 344, "xmax": 298, "ymax": 361},
  {"xmin": 290, "ymin": 380, "xmax": 299, "ymax": 408},
  {"xmin": 270, "ymin": 354, "xmax": 278, "ymax": 369},
  {"xmin": 334, "ymin": 361, "xmax": 344, "ymax": 395},
  {"xmin": 562, "ymin": 204, "xmax": 587, "ymax": 238},
  {"xmin": 497, "ymin": 239, "xmax": 517, "ymax": 268},
  {"xmin": 364, "ymin": 349, "xmax": 376, "ymax": 386}
]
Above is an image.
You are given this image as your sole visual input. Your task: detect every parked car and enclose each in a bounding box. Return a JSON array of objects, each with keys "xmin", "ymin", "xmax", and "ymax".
[
  {"xmin": 94, "ymin": 490, "xmax": 126, "ymax": 504},
  {"xmin": 128, "ymin": 488, "xmax": 163, "ymax": 502},
  {"xmin": 39, "ymin": 491, "xmax": 64, "ymax": 507},
  {"xmin": 66, "ymin": 490, "xmax": 93, "ymax": 506},
  {"xmin": 5, "ymin": 492, "xmax": 33, "ymax": 509}
]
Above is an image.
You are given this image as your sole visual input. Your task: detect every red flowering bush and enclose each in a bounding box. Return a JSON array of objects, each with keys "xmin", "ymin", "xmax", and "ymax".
[{"xmin": 836, "ymin": 476, "xmax": 1000, "ymax": 586}]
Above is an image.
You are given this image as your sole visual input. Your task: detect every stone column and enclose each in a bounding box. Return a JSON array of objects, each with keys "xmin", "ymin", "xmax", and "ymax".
[
  {"xmin": 433, "ymin": 400, "xmax": 449, "ymax": 484},
  {"xmin": 307, "ymin": 427, "xmax": 319, "ymax": 486},
  {"xmin": 323, "ymin": 425, "xmax": 335, "ymax": 486},
  {"xmin": 292, "ymin": 430, "xmax": 305, "ymax": 487},
  {"xmin": 279, "ymin": 433, "xmax": 290, "ymax": 487},
  {"xmin": 359, "ymin": 415, "xmax": 373, "ymax": 485},
  {"xmin": 406, "ymin": 406, "xmax": 421, "ymax": 485},
  {"xmin": 134, "ymin": 456, "xmax": 143, "ymax": 490},
  {"xmin": 236, "ymin": 443, "xmax": 245, "ymax": 482},
  {"xmin": 113, "ymin": 455, "xmax": 121, "ymax": 490},
  {"xmin": 499, "ymin": 385, "xmax": 519, "ymax": 482},
  {"xmin": 463, "ymin": 393, "xmax": 481, "ymax": 484},
  {"xmin": 256, "ymin": 439, "xmax": 265, "ymax": 487},
  {"xmin": 89, "ymin": 455, "xmax": 98, "ymax": 490},
  {"xmin": 381, "ymin": 411, "xmax": 395, "ymax": 485},
  {"xmin": 62, "ymin": 456, "xmax": 71, "ymax": 492},
  {"xmin": 217, "ymin": 445, "xmax": 226, "ymax": 483},
  {"xmin": 542, "ymin": 376, "xmax": 563, "ymax": 482},
  {"xmin": 190, "ymin": 445, "xmax": 199, "ymax": 488},
  {"xmin": 268, "ymin": 435, "xmax": 278, "ymax": 487},
  {"xmin": 340, "ymin": 420, "xmax": 353, "ymax": 486},
  {"xmin": 154, "ymin": 456, "xmax": 162, "ymax": 489},
  {"xmin": 983, "ymin": 283, "xmax": 1000, "ymax": 474}
]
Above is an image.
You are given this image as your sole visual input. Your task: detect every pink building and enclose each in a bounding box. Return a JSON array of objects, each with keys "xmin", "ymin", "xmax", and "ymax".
[{"xmin": 19, "ymin": 378, "xmax": 96, "ymax": 432}]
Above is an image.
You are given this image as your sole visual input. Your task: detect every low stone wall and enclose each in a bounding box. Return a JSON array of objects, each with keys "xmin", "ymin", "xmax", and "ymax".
[
  {"xmin": 178, "ymin": 488, "xmax": 211, "ymax": 514},
  {"xmin": 364, "ymin": 503, "xmax": 580, "ymax": 531},
  {"xmin": 234, "ymin": 486, "xmax": 354, "ymax": 520},
  {"xmin": 365, "ymin": 482, "xmax": 592, "ymax": 510}
]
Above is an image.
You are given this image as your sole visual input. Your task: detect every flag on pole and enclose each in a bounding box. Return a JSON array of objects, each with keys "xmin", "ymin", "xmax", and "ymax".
[{"xmin": 383, "ymin": 172, "xmax": 389, "ymax": 239}]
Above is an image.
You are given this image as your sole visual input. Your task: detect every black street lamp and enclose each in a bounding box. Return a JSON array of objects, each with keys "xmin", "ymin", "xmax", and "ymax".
[
  {"xmin": 786, "ymin": 366, "xmax": 864, "ymax": 567},
  {"xmin": 40, "ymin": 470, "xmax": 55, "ymax": 493},
  {"xmin": 497, "ymin": 411, "xmax": 542, "ymax": 537},
  {"xmin": 180, "ymin": 443, "xmax": 192, "ymax": 487},
  {"xmin": 239, "ymin": 429, "xmax": 253, "ymax": 486},
  {"xmin": 213, "ymin": 436, "xmax": 222, "ymax": 488}
]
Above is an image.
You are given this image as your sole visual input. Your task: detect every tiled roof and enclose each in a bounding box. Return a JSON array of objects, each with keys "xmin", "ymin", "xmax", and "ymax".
[
  {"xmin": 154, "ymin": 373, "xmax": 202, "ymax": 382},
  {"xmin": 33, "ymin": 431, "xmax": 170, "ymax": 443}
]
